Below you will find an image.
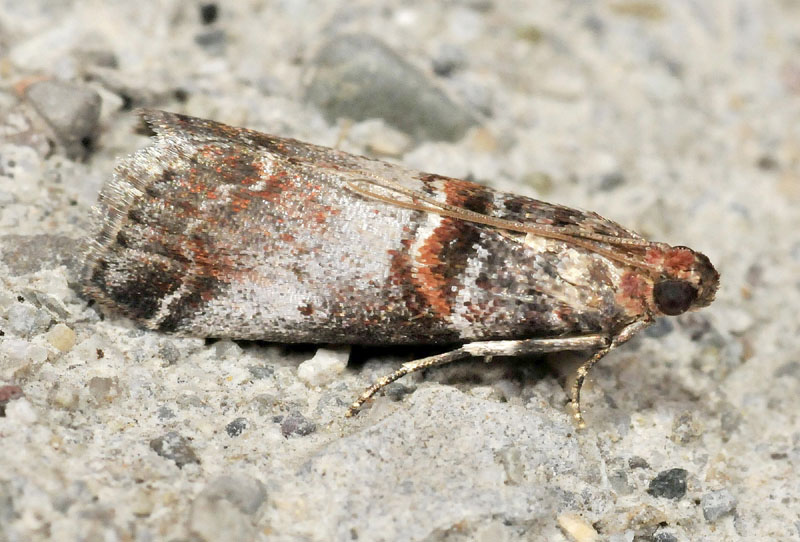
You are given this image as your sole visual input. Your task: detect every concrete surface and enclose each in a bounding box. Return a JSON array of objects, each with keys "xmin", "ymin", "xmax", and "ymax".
[{"xmin": 1, "ymin": 1, "xmax": 797, "ymax": 541}]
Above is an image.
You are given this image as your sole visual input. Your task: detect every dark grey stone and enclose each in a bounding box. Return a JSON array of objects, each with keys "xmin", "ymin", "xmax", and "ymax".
[
  {"xmin": 24, "ymin": 80, "xmax": 101, "ymax": 159},
  {"xmin": 647, "ymin": 468, "xmax": 688, "ymax": 500},
  {"xmin": 225, "ymin": 417, "xmax": 248, "ymax": 437},
  {"xmin": 306, "ymin": 34, "xmax": 478, "ymax": 142},
  {"xmin": 199, "ymin": 3, "xmax": 219, "ymax": 25}
]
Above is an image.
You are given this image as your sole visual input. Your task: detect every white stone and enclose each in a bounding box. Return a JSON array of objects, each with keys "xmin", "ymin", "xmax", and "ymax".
[{"xmin": 297, "ymin": 346, "xmax": 350, "ymax": 387}]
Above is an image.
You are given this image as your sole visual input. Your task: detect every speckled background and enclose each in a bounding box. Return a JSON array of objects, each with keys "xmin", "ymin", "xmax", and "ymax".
[{"xmin": 0, "ymin": 1, "xmax": 798, "ymax": 541}]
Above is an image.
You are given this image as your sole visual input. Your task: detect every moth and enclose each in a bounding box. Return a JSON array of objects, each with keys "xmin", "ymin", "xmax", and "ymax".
[{"xmin": 83, "ymin": 110, "xmax": 720, "ymax": 426}]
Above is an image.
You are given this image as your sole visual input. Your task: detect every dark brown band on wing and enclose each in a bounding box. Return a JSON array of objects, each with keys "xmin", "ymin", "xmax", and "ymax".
[{"xmin": 407, "ymin": 175, "xmax": 494, "ymax": 320}]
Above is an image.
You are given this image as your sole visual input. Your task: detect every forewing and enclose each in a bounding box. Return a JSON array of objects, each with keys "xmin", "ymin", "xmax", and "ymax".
[
  {"xmin": 84, "ymin": 111, "xmax": 643, "ymax": 342},
  {"xmin": 141, "ymin": 110, "xmax": 642, "ymax": 242}
]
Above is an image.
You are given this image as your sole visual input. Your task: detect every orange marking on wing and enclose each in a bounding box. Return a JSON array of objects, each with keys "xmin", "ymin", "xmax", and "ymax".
[{"xmin": 412, "ymin": 231, "xmax": 452, "ymax": 318}]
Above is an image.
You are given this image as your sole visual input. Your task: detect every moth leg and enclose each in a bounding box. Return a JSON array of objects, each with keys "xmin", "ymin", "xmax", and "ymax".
[
  {"xmin": 570, "ymin": 346, "xmax": 612, "ymax": 429},
  {"xmin": 570, "ymin": 318, "xmax": 653, "ymax": 428},
  {"xmin": 346, "ymin": 334, "xmax": 610, "ymax": 417},
  {"xmin": 346, "ymin": 348, "xmax": 472, "ymax": 417}
]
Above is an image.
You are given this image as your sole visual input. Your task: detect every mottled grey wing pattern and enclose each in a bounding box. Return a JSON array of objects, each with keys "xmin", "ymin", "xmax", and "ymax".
[
  {"xmin": 140, "ymin": 110, "xmax": 642, "ymax": 242},
  {"xmin": 83, "ymin": 110, "xmax": 638, "ymax": 343}
]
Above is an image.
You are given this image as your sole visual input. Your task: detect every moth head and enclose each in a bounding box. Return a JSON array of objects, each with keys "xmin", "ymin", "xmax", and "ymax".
[{"xmin": 652, "ymin": 247, "xmax": 719, "ymax": 316}]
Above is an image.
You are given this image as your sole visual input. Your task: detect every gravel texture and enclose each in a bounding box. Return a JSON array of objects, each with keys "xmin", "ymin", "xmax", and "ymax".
[{"xmin": 1, "ymin": 1, "xmax": 798, "ymax": 541}]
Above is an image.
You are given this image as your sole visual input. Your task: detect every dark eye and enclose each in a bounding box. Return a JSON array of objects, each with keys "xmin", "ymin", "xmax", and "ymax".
[{"xmin": 653, "ymin": 280, "xmax": 698, "ymax": 316}]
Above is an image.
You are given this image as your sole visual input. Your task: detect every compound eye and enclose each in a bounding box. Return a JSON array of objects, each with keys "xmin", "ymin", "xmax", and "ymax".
[{"xmin": 653, "ymin": 280, "xmax": 698, "ymax": 316}]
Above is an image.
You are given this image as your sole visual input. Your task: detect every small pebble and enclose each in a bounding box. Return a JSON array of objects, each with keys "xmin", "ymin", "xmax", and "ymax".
[
  {"xmin": 226, "ymin": 417, "xmax": 248, "ymax": 437},
  {"xmin": 1, "ymin": 339, "xmax": 32, "ymax": 364},
  {"xmin": 670, "ymin": 412, "xmax": 702, "ymax": 444},
  {"xmin": 212, "ymin": 339, "xmax": 242, "ymax": 358},
  {"xmin": 199, "ymin": 3, "xmax": 219, "ymax": 25},
  {"xmin": 87, "ymin": 376, "xmax": 116, "ymax": 404},
  {"xmin": 306, "ymin": 33, "xmax": 477, "ymax": 142},
  {"xmin": 247, "ymin": 365, "xmax": 274, "ymax": 379},
  {"xmin": 647, "ymin": 468, "xmax": 688, "ymax": 500},
  {"xmin": 701, "ymin": 488, "xmax": 737, "ymax": 521},
  {"xmin": 557, "ymin": 512, "xmax": 598, "ymax": 542},
  {"xmin": 46, "ymin": 323, "xmax": 76, "ymax": 352},
  {"xmin": 149, "ymin": 431, "xmax": 200, "ymax": 468},
  {"xmin": 652, "ymin": 532, "xmax": 677, "ymax": 542},
  {"xmin": 6, "ymin": 302, "xmax": 50, "ymax": 337},
  {"xmin": 276, "ymin": 411, "xmax": 316, "ymax": 438},
  {"xmin": 158, "ymin": 342, "xmax": 181, "ymax": 365},
  {"xmin": 30, "ymin": 344, "xmax": 49, "ymax": 363},
  {"xmin": 297, "ymin": 346, "xmax": 349, "ymax": 387},
  {"xmin": 608, "ymin": 469, "xmax": 632, "ymax": 495},
  {"xmin": 24, "ymin": 80, "xmax": 102, "ymax": 159}
]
